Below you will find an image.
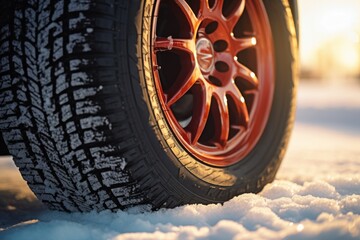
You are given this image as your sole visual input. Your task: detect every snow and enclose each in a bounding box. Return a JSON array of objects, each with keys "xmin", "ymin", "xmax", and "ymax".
[{"xmin": 1, "ymin": 81, "xmax": 360, "ymax": 239}]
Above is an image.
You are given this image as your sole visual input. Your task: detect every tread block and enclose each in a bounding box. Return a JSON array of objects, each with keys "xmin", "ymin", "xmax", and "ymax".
[{"xmin": 0, "ymin": 0, "xmax": 147, "ymax": 212}]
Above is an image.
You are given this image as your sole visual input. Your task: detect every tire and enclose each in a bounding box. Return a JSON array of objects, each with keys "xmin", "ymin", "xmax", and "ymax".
[{"xmin": 0, "ymin": 0, "xmax": 298, "ymax": 211}]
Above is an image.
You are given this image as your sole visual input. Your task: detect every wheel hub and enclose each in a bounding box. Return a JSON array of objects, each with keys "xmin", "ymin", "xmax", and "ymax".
[{"xmin": 196, "ymin": 38, "xmax": 215, "ymax": 73}]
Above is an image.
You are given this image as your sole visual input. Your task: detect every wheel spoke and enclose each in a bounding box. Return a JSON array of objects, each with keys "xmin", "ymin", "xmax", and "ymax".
[
  {"xmin": 234, "ymin": 62, "xmax": 259, "ymax": 88},
  {"xmin": 213, "ymin": 91, "xmax": 230, "ymax": 147},
  {"xmin": 232, "ymin": 36, "xmax": 257, "ymax": 52},
  {"xmin": 230, "ymin": 125, "xmax": 246, "ymax": 131},
  {"xmin": 175, "ymin": 0, "xmax": 199, "ymax": 33},
  {"xmin": 243, "ymin": 89, "xmax": 257, "ymax": 95},
  {"xmin": 199, "ymin": 0, "xmax": 211, "ymax": 14},
  {"xmin": 226, "ymin": 0, "xmax": 246, "ymax": 30},
  {"xmin": 187, "ymin": 84, "xmax": 212, "ymax": 144},
  {"xmin": 228, "ymin": 85, "xmax": 250, "ymax": 128},
  {"xmin": 166, "ymin": 66, "xmax": 201, "ymax": 106},
  {"xmin": 154, "ymin": 37, "xmax": 194, "ymax": 53},
  {"xmin": 212, "ymin": 0, "xmax": 224, "ymax": 13},
  {"xmin": 211, "ymin": 69, "xmax": 232, "ymax": 86}
]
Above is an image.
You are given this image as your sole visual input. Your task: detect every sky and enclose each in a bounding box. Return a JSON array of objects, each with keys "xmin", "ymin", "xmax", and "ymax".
[{"xmin": 299, "ymin": 0, "xmax": 360, "ymax": 79}]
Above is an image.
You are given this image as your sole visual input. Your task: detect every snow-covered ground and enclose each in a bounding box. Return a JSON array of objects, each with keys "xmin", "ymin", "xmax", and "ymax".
[{"xmin": 1, "ymin": 81, "xmax": 360, "ymax": 240}]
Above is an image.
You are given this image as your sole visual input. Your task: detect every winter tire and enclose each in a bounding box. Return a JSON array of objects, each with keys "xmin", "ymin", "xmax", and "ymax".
[{"xmin": 0, "ymin": 0, "xmax": 298, "ymax": 211}]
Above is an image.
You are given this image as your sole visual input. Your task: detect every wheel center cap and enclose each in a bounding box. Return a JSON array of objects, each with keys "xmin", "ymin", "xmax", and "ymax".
[{"xmin": 196, "ymin": 38, "xmax": 215, "ymax": 73}]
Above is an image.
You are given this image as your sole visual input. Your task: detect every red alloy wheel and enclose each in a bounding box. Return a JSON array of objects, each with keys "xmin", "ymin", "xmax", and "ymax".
[{"xmin": 151, "ymin": 0, "xmax": 275, "ymax": 167}]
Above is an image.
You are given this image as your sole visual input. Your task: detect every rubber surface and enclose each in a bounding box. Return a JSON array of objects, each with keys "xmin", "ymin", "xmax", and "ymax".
[{"xmin": 0, "ymin": 0, "xmax": 146, "ymax": 211}]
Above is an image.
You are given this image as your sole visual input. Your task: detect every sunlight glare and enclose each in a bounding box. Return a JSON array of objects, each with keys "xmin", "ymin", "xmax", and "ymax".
[{"xmin": 300, "ymin": 0, "xmax": 360, "ymax": 78}]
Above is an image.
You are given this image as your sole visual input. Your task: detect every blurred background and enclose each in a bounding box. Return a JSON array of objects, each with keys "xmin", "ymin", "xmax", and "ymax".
[{"xmin": 300, "ymin": 0, "xmax": 360, "ymax": 83}]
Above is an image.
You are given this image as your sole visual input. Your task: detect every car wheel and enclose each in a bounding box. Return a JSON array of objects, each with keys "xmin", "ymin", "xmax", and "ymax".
[{"xmin": 0, "ymin": 0, "xmax": 298, "ymax": 211}]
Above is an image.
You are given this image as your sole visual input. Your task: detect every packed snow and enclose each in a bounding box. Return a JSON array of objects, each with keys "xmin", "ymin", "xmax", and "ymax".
[{"xmin": 0, "ymin": 81, "xmax": 360, "ymax": 240}]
